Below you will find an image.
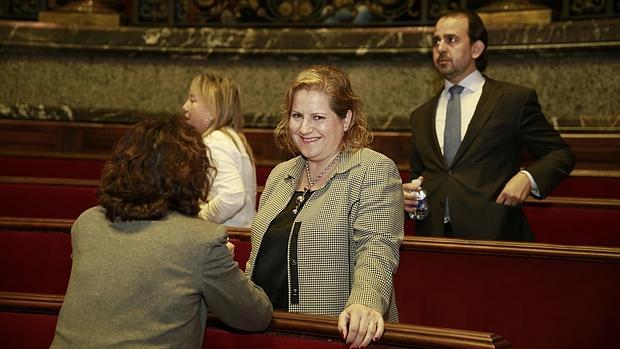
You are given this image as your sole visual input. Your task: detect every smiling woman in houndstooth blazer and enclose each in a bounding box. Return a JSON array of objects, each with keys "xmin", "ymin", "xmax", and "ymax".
[{"xmin": 246, "ymin": 65, "xmax": 404, "ymax": 348}]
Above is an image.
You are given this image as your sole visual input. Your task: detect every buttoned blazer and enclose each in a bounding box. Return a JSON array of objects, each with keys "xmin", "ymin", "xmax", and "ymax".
[
  {"xmin": 409, "ymin": 77, "xmax": 575, "ymax": 241},
  {"xmin": 246, "ymin": 148, "xmax": 404, "ymax": 321}
]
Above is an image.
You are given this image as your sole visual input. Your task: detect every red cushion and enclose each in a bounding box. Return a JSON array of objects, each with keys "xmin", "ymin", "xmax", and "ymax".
[
  {"xmin": 0, "ymin": 183, "xmax": 97, "ymax": 219},
  {"xmin": 550, "ymin": 175, "xmax": 620, "ymax": 198},
  {"xmin": 230, "ymin": 238, "xmax": 250, "ymax": 271},
  {"xmin": 395, "ymin": 247, "xmax": 620, "ymax": 349},
  {"xmin": 0, "ymin": 155, "xmax": 105, "ymax": 179},
  {"xmin": 0, "ymin": 311, "xmax": 58, "ymax": 349},
  {"xmin": 0, "ymin": 231, "xmax": 72, "ymax": 294},
  {"xmin": 255, "ymin": 166, "xmax": 272, "ymax": 187},
  {"xmin": 525, "ymin": 205, "xmax": 620, "ymax": 246}
]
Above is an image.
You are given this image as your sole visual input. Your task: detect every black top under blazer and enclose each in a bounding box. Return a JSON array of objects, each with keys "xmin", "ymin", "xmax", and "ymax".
[{"xmin": 247, "ymin": 148, "xmax": 404, "ymax": 321}]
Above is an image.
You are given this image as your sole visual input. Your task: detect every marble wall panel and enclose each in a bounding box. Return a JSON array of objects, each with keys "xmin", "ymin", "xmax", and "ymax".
[{"xmin": 1, "ymin": 19, "xmax": 619, "ymax": 131}]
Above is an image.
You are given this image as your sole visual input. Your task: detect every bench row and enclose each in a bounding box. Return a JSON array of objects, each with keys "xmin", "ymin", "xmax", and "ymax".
[
  {"xmin": 1, "ymin": 222, "xmax": 619, "ymax": 349},
  {"xmin": 2, "ymin": 177, "xmax": 619, "ymax": 246},
  {"xmin": 0, "ymin": 292, "xmax": 510, "ymax": 349},
  {"xmin": 2, "ymin": 153, "xmax": 620, "ymax": 199},
  {"xmin": 2, "ymin": 118, "xmax": 619, "ymax": 172}
]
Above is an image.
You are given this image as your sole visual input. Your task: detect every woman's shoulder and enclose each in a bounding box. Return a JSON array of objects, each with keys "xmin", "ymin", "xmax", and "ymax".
[
  {"xmin": 204, "ymin": 129, "xmax": 233, "ymax": 144},
  {"xmin": 353, "ymin": 148, "xmax": 395, "ymax": 166},
  {"xmin": 205, "ymin": 128, "xmax": 247, "ymax": 154},
  {"xmin": 167, "ymin": 211, "xmax": 220, "ymax": 229},
  {"xmin": 75, "ymin": 206, "xmax": 107, "ymax": 223},
  {"xmin": 165, "ymin": 212, "xmax": 228, "ymax": 242},
  {"xmin": 262, "ymin": 156, "xmax": 302, "ymax": 189},
  {"xmin": 270, "ymin": 156, "xmax": 302, "ymax": 175}
]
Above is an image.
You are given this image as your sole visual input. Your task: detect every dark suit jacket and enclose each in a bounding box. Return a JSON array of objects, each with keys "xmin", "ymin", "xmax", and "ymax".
[{"xmin": 409, "ymin": 77, "xmax": 575, "ymax": 241}]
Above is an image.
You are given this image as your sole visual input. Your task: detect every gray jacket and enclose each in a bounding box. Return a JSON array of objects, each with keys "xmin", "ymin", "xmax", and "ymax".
[{"xmin": 51, "ymin": 206, "xmax": 272, "ymax": 349}]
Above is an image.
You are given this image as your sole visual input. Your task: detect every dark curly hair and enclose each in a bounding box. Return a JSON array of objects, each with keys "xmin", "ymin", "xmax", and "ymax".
[{"xmin": 98, "ymin": 117, "xmax": 215, "ymax": 222}]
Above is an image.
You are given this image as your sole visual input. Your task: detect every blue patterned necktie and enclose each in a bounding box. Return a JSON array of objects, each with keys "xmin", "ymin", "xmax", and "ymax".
[{"xmin": 444, "ymin": 85, "xmax": 465, "ymax": 167}]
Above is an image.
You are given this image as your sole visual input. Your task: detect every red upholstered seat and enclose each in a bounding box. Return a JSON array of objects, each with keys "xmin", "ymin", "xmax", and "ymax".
[
  {"xmin": 229, "ymin": 237, "xmax": 251, "ymax": 271},
  {"xmin": 0, "ymin": 155, "xmax": 105, "ymax": 180},
  {"xmin": 405, "ymin": 204, "xmax": 620, "ymax": 247},
  {"xmin": 0, "ymin": 231, "xmax": 71, "ymax": 294},
  {"xmin": 0, "ymin": 311, "xmax": 59, "ymax": 349},
  {"xmin": 394, "ymin": 241, "xmax": 620, "ymax": 349},
  {"xmin": 525, "ymin": 205, "xmax": 620, "ymax": 246},
  {"xmin": 255, "ymin": 166, "xmax": 272, "ymax": 187},
  {"xmin": 0, "ymin": 183, "xmax": 97, "ymax": 219},
  {"xmin": 550, "ymin": 175, "xmax": 620, "ymax": 198},
  {"xmin": 3, "ymin": 227, "xmax": 620, "ymax": 349}
]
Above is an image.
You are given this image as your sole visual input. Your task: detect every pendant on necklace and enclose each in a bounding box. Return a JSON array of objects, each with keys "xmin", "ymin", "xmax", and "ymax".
[
  {"xmin": 292, "ymin": 189, "xmax": 308, "ymax": 216},
  {"xmin": 296, "ymin": 194, "xmax": 305, "ymax": 204}
]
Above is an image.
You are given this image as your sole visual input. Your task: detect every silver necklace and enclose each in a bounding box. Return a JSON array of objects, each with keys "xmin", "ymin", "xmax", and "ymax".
[{"xmin": 292, "ymin": 152, "xmax": 342, "ymax": 217}]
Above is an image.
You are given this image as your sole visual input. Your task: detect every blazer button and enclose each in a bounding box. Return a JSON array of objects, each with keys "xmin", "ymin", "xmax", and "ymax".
[{"xmin": 291, "ymin": 259, "xmax": 297, "ymax": 265}]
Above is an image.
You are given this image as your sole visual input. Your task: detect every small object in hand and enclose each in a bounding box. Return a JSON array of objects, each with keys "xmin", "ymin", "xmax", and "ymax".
[{"xmin": 408, "ymin": 178, "xmax": 430, "ymax": 220}]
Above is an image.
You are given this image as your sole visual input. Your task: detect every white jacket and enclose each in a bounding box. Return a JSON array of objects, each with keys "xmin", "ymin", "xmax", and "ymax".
[{"xmin": 199, "ymin": 128, "xmax": 257, "ymax": 228}]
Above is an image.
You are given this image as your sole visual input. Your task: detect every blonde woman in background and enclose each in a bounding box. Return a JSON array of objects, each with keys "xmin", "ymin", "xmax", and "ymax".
[{"xmin": 183, "ymin": 73, "xmax": 257, "ymax": 228}]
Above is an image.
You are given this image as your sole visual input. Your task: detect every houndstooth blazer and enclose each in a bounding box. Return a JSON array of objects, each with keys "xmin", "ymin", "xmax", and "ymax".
[{"xmin": 246, "ymin": 148, "xmax": 404, "ymax": 322}]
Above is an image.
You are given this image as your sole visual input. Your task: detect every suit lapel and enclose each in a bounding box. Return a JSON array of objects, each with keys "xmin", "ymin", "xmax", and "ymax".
[{"xmin": 452, "ymin": 78, "xmax": 502, "ymax": 165}]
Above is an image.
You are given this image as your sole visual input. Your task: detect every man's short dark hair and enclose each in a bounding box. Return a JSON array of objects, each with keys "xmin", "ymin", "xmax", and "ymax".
[{"xmin": 440, "ymin": 9, "xmax": 488, "ymax": 72}]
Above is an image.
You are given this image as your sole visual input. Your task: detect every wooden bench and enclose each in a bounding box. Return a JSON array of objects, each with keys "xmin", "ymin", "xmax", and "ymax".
[
  {"xmin": 2, "ymin": 172, "xmax": 620, "ymax": 246},
  {"xmin": 402, "ymin": 195, "xmax": 620, "ymax": 246},
  {"xmin": 228, "ymin": 228, "xmax": 620, "ymax": 349},
  {"xmin": 2, "ymin": 220, "xmax": 618, "ymax": 349},
  {"xmin": 3, "ymin": 153, "xmax": 620, "ymax": 198},
  {"xmin": 0, "ymin": 154, "xmax": 106, "ymax": 180},
  {"xmin": 0, "ymin": 154, "xmax": 276, "ymax": 186},
  {"xmin": 0, "ymin": 177, "xmax": 98, "ymax": 219},
  {"xmin": 523, "ymin": 196, "xmax": 620, "ymax": 246},
  {"xmin": 2, "ymin": 118, "xmax": 620, "ymax": 197},
  {"xmin": 0, "ymin": 291, "xmax": 510, "ymax": 349},
  {"xmin": 393, "ymin": 237, "xmax": 620, "ymax": 349}
]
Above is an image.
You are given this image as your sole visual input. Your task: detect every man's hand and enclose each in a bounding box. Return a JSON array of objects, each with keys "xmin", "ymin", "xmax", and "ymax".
[
  {"xmin": 496, "ymin": 172, "xmax": 531, "ymax": 206},
  {"xmin": 403, "ymin": 176, "xmax": 424, "ymax": 213}
]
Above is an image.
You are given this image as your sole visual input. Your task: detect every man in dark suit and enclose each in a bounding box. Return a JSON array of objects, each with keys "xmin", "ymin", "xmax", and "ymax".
[{"xmin": 403, "ymin": 9, "xmax": 575, "ymax": 241}]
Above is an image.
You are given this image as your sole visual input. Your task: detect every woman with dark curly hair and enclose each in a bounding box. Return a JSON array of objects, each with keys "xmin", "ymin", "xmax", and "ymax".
[{"xmin": 51, "ymin": 118, "xmax": 272, "ymax": 349}]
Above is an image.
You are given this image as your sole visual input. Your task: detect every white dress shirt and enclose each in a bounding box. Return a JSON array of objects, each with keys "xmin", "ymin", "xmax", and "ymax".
[{"xmin": 435, "ymin": 70, "xmax": 485, "ymax": 153}]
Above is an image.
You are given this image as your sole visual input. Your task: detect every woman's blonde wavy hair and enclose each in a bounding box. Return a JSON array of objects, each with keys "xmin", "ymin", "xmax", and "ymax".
[
  {"xmin": 189, "ymin": 73, "xmax": 255, "ymax": 164},
  {"xmin": 274, "ymin": 65, "xmax": 373, "ymax": 154}
]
